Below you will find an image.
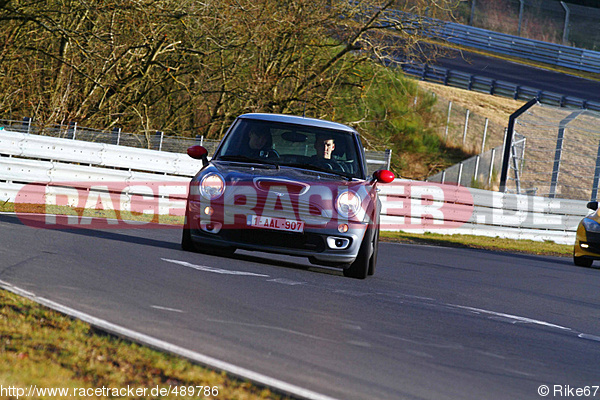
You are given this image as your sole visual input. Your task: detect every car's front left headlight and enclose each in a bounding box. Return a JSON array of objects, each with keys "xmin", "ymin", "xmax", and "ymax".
[
  {"xmin": 583, "ymin": 217, "xmax": 600, "ymax": 233},
  {"xmin": 200, "ymin": 173, "xmax": 225, "ymax": 200},
  {"xmin": 336, "ymin": 190, "xmax": 361, "ymax": 219}
]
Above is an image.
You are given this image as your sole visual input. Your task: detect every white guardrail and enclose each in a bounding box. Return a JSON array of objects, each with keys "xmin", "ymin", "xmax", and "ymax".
[{"xmin": 0, "ymin": 129, "xmax": 589, "ymax": 245}]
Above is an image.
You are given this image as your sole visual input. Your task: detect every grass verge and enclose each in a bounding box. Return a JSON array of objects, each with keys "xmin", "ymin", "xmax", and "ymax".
[
  {"xmin": 380, "ymin": 231, "xmax": 572, "ymax": 258},
  {"xmin": 0, "ymin": 289, "xmax": 288, "ymax": 400}
]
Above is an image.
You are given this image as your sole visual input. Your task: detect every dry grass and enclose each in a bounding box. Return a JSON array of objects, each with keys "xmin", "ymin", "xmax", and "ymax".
[{"xmin": 0, "ymin": 289, "xmax": 289, "ymax": 400}]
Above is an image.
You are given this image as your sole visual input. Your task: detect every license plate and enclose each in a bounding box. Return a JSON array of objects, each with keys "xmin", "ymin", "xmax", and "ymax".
[{"xmin": 247, "ymin": 215, "xmax": 304, "ymax": 233}]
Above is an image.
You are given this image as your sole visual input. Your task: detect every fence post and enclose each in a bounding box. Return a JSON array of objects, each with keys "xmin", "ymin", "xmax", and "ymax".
[
  {"xmin": 22, "ymin": 117, "xmax": 32, "ymax": 134},
  {"xmin": 462, "ymin": 109, "xmax": 470, "ymax": 146},
  {"xmin": 500, "ymin": 98, "xmax": 538, "ymax": 192},
  {"xmin": 457, "ymin": 162, "xmax": 463, "ymax": 186},
  {"xmin": 549, "ymin": 110, "xmax": 582, "ymax": 198},
  {"xmin": 488, "ymin": 148, "xmax": 496, "ymax": 187},
  {"xmin": 592, "ymin": 140, "xmax": 600, "ymax": 201},
  {"xmin": 68, "ymin": 122, "xmax": 77, "ymax": 140},
  {"xmin": 561, "ymin": 1, "xmax": 571, "ymax": 45},
  {"xmin": 158, "ymin": 131, "xmax": 164, "ymax": 151},
  {"xmin": 445, "ymin": 101, "xmax": 452, "ymax": 140},
  {"xmin": 112, "ymin": 127, "xmax": 121, "ymax": 146},
  {"xmin": 518, "ymin": 0, "xmax": 525, "ymax": 36},
  {"xmin": 481, "ymin": 118, "xmax": 488, "ymax": 153}
]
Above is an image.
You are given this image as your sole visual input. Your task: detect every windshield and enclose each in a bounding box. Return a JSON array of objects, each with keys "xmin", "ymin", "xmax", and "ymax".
[{"xmin": 215, "ymin": 118, "xmax": 365, "ymax": 179}]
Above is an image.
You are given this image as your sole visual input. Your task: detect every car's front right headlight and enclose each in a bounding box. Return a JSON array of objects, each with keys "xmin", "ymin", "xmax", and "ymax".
[
  {"xmin": 199, "ymin": 173, "xmax": 225, "ymax": 200},
  {"xmin": 582, "ymin": 217, "xmax": 600, "ymax": 233}
]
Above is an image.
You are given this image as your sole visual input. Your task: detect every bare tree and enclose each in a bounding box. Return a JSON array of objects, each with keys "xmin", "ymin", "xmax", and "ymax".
[{"xmin": 0, "ymin": 0, "xmax": 459, "ymax": 139}]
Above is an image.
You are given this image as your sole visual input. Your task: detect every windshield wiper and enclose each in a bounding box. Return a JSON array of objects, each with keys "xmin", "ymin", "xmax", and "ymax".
[
  {"xmin": 281, "ymin": 163, "xmax": 352, "ymax": 181},
  {"xmin": 217, "ymin": 155, "xmax": 280, "ymax": 169}
]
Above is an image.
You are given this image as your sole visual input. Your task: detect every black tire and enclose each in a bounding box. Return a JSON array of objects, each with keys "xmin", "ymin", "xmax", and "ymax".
[
  {"xmin": 181, "ymin": 212, "xmax": 196, "ymax": 252},
  {"xmin": 344, "ymin": 228, "xmax": 374, "ymax": 279},
  {"xmin": 574, "ymin": 255, "xmax": 593, "ymax": 268},
  {"xmin": 368, "ymin": 227, "xmax": 380, "ymax": 276}
]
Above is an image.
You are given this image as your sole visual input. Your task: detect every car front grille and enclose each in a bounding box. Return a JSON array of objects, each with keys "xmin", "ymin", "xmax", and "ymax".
[{"xmin": 212, "ymin": 228, "xmax": 327, "ymax": 252}]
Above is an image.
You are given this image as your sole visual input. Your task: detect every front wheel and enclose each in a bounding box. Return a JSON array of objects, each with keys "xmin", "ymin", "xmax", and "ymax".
[
  {"xmin": 181, "ymin": 212, "xmax": 195, "ymax": 251},
  {"xmin": 574, "ymin": 255, "xmax": 593, "ymax": 268},
  {"xmin": 368, "ymin": 227, "xmax": 380, "ymax": 276},
  {"xmin": 344, "ymin": 228, "xmax": 376, "ymax": 279}
]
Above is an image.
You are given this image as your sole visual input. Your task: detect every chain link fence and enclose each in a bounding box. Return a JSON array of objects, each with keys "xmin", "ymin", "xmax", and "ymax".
[
  {"xmin": 0, "ymin": 118, "xmax": 222, "ymax": 155},
  {"xmin": 0, "ymin": 118, "xmax": 391, "ymax": 174},
  {"xmin": 503, "ymin": 103, "xmax": 600, "ymax": 201},
  {"xmin": 459, "ymin": 0, "xmax": 600, "ymax": 51}
]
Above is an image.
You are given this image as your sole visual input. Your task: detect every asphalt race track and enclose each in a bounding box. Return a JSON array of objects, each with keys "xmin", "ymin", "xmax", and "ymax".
[
  {"xmin": 429, "ymin": 47, "xmax": 600, "ymax": 104},
  {"xmin": 2, "ymin": 213, "xmax": 600, "ymax": 400}
]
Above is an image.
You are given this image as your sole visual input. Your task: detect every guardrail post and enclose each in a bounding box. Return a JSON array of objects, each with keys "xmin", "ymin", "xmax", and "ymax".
[
  {"xmin": 490, "ymin": 80, "xmax": 496, "ymax": 95},
  {"xmin": 513, "ymin": 86, "xmax": 520, "ymax": 100},
  {"xmin": 591, "ymin": 140, "xmax": 600, "ymax": 201}
]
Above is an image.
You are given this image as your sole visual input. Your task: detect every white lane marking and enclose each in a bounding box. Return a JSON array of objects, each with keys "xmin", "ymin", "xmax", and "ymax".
[
  {"xmin": 267, "ymin": 278, "xmax": 305, "ymax": 285},
  {"xmin": 151, "ymin": 305, "xmax": 184, "ymax": 313},
  {"xmin": 161, "ymin": 258, "xmax": 270, "ymax": 277},
  {"xmin": 206, "ymin": 318, "xmax": 335, "ymax": 343},
  {"xmin": 0, "ymin": 280, "xmax": 339, "ymax": 400},
  {"xmin": 448, "ymin": 304, "xmax": 573, "ymax": 331},
  {"xmin": 579, "ymin": 333, "xmax": 600, "ymax": 342}
]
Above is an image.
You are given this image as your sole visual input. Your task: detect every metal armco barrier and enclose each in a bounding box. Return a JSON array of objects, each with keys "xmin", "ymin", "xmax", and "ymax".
[
  {"xmin": 379, "ymin": 179, "xmax": 587, "ymax": 245},
  {"xmin": 382, "ymin": 7, "xmax": 600, "ymax": 74},
  {"xmin": 438, "ymin": 22, "xmax": 600, "ymax": 74},
  {"xmin": 400, "ymin": 63, "xmax": 600, "ymax": 112},
  {"xmin": 0, "ymin": 129, "xmax": 588, "ymax": 245}
]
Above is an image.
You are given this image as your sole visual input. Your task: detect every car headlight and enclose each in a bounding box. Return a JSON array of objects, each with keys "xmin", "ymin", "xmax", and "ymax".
[
  {"xmin": 336, "ymin": 190, "xmax": 361, "ymax": 219},
  {"xmin": 582, "ymin": 217, "xmax": 600, "ymax": 233},
  {"xmin": 200, "ymin": 173, "xmax": 225, "ymax": 200}
]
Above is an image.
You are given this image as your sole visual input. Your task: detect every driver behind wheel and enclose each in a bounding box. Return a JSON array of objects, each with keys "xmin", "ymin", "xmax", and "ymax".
[
  {"xmin": 312, "ymin": 133, "xmax": 345, "ymax": 172},
  {"xmin": 247, "ymin": 127, "xmax": 278, "ymax": 159}
]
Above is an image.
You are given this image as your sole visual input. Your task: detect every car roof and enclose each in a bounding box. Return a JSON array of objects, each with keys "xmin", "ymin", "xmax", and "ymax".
[{"xmin": 238, "ymin": 113, "xmax": 357, "ymax": 134}]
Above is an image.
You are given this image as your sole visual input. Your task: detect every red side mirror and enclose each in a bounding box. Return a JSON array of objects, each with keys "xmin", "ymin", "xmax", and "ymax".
[
  {"xmin": 373, "ymin": 169, "xmax": 395, "ymax": 183},
  {"xmin": 187, "ymin": 145, "xmax": 208, "ymax": 160}
]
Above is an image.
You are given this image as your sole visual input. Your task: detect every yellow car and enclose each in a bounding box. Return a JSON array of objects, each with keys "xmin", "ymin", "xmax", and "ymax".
[{"xmin": 574, "ymin": 201, "xmax": 600, "ymax": 267}]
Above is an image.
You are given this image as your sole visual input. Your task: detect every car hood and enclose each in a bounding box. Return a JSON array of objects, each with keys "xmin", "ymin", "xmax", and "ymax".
[
  {"xmin": 204, "ymin": 160, "xmax": 360, "ymax": 185},
  {"xmin": 191, "ymin": 160, "xmax": 375, "ymax": 225}
]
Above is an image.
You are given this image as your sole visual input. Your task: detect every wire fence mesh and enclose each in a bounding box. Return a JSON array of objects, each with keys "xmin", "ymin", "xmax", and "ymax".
[
  {"xmin": 0, "ymin": 118, "xmax": 391, "ymax": 174},
  {"xmin": 505, "ymin": 103, "xmax": 600, "ymax": 201},
  {"xmin": 460, "ymin": 0, "xmax": 600, "ymax": 51}
]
